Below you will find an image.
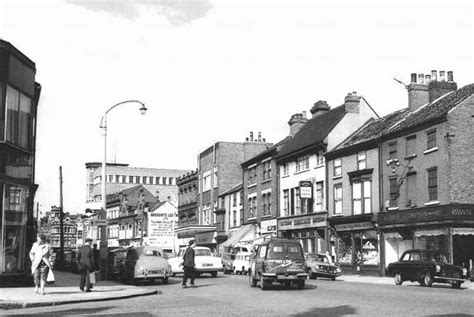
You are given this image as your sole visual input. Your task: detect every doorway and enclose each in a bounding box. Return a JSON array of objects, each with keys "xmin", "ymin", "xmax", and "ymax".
[{"xmin": 452, "ymin": 234, "xmax": 474, "ymax": 268}]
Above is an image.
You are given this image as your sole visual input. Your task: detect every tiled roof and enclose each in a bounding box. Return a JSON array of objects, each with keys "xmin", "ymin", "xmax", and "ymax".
[
  {"xmin": 276, "ymin": 105, "xmax": 347, "ymax": 160},
  {"xmin": 149, "ymin": 201, "xmax": 167, "ymax": 212},
  {"xmin": 219, "ymin": 182, "xmax": 243, "ymax": 197},
  {"xmin": 106, "ymin": 184, "xmax": 144, "ymax": 201},
  {"xmin": 242, "ymin": 136, "xmax": 292, "ymax": 166},
  {"xmin": 328, "ymin": 83, "xmax": 474, "ymax": 156}
]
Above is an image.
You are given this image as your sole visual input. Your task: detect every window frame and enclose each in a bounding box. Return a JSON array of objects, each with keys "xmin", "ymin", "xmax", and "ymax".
[
  {"xmin": 427, "ymin": 167, "xmax": 438, "ymax": 201},
  {"xmin": 426, "ymin": 129, "xmax": 437, "ymax": 150},
  {"xmin": 334, "ymin": 184, "xmax": 343, "ymax": 214},
  {"xmin": 334, "ymin": 158, "xmax": 342, "ymax": 177}
]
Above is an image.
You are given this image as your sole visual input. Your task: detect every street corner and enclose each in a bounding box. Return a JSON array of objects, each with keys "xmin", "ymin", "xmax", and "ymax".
[{"xmin": 0, "ymin": 286, "xmax": 161, "ymax": 310}]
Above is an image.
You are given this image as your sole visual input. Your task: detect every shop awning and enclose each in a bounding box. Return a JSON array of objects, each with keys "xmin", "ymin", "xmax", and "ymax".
[
  {"xmin": 452, "ymin": 228, "xmax": 474, "ymax": 235},
  {"xmin": 221, "ymin": 224, "xmax": 255, "ymax": 247},
  {"xmin": 239, "ymin": 233, "xmax": 273, "ymax": 246},
  {"xmin": 414, "ymin": 229, "xmax": 447, "ymax": 237}
]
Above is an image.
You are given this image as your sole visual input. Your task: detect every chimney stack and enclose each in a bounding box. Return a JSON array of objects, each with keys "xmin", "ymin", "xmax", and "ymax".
[
  {"xmin": 428, "ymin": 70, "xmax": 457, "ymax": 102},
  {"xmin": 411, "ymin": 73, "xmax": 417, "ymax": 83},
  {"xmin": 250, "ymin": 131, "xmax": 253, "ymax": 142},
  {"xmin": 447, "ymin": 71, "xmax": 454, "ymax": 82},
  {"xmin": 408, "ymin": 72, "xmax": 429, "ymax": 111},
  {"xmin": 439, "ymin": 71, "xmax": 445, "ymax": 81},
  {"xmin": 344, "ymin": 92, "xmax": 361, "ymax": 113},
  {"xmin": 258, "ymin": 132, "xmax": 262, "ymax": 142},
  {"xmin": 288, "ymin": 112, "xmax": 308, "ymax": 137},
  {"xmin": 310, "ymin": 100, "xmax": 330, "ymax": 118},
  {"xmin": 408, "ymin": 70, "xmax": 457, "ymax": 110}
]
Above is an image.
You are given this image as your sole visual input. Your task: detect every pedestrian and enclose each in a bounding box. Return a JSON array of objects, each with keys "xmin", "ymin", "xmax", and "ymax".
[
  {"xmin": 90, "ymin": 243, "xmax": 100, "ymax": 289},
  {"xmin": 182, "ymin": 239, "xmax": 196, "ymax": 288},
  {"xmin": 78, "ymin": 238, "xmax": 94, "ymax": 292},
  {"xmin": 29, "ymin": 233, "xmax": 52, "ymax": 295}
]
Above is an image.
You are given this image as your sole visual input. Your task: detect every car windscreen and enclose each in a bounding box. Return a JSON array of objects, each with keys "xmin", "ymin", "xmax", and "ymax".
[
  {"xmin": 267, "ymin": 243, "xmax": 303, "ymax": 259},
  {"xmin": 223, "ymin": 254, "xmax": 235, "ymax": 260},
  {"xmin": 421, "ymin": 251, "xmax": 448, "ymax": 263},
  {"xmin": 143, "ymin": 250, "xmax": 162, "ymax": 257},
  {"xmin": 195, "ymin": 249, "xmax": 212, "ymax": 256}
]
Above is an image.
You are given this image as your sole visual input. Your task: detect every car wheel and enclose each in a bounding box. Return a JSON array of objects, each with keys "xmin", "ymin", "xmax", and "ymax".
[
  {"xmin": 284, "ymin": 281, "xmax": 291, "ymax": 289},
  {"xmin": 172, "ymin": 273, "xmax": 176, "ymax": 277},
  {"xmin": 452, "ymin": 272, "xmax": 462, "ymax": 289},
  {"xmin": 297, "ymin": 280, "xmax": 305, "ymax": 290},
  {"xmin": 394, "ymin": 273, "xmax": 403, "ymax": 285},
  {"xmin": 260, "ymin": 275, "xmax": 268, "ymax": 290},
  {"xmin": 331, "ymin": 276, "xmax": 336, "ymax": 281},
  {"xmin": 163, "ymin": 276, "xmax": 169, "ymax": 284},
  {"xmin": 423, "ymin": 273, "xmax": 433, "ymax": 287},
  {"xmin": 249, "ymin": 270, "xmax": 257, "ymax": 287},
  {"xmin": 211, "ymin": 272, "xmax": 218, "ymax": 278},
  {"xmin": 242, "ymin": 267, "xmax": 246, "ymax": 275}
]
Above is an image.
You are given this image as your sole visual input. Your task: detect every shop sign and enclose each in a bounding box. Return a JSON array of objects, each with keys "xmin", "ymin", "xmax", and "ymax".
[
  {"xmin": 261, "ymin": 219, "xmax": 277, "ymax": 234},
  {"xmin": 147, "ymin": 211, "xmax": 177, "ymax": 247},
  {"xmin": 452, "ymin": 228, "xmax": 474, "ymax": 235},
  {"xmin": 195, "ymin": 231, "xmax": 216, "ymax": 245},
  {"xmin": 299, "ymin": 181, "xmax": 313, "ymax": 199},
  {"xmin": 278, "ymin": 215, "xmax": 326, "ymax": 231},
  {"xmin": 378, "ymin": 204, "xmax": 474, "ymax": 226},
  {"xmin": 334, "ymin": 221, "xmax": 374, "ymax": 232}
]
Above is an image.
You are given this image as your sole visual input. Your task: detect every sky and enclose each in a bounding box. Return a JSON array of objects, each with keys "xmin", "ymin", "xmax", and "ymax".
[{"xmin": 1, "ymin": 0, "xmax": 472, "ymax": 215}]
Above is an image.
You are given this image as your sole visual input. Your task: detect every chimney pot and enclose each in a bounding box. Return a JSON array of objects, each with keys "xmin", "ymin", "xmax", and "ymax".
[
  {"xmin": 447, "ymin": 71, "xmax": 454, "ymax": 82},
  {"xmin": 302, "ymin": 111, "xmax": 306, "ymax": 119},
  {"xmin": 425, "ymin": 74, "xmax": 431, "ymax": 83},
  {"xmin": 258, "ymin": 132, "xmax": 261, "ymax": 142},
  {"xmin": 418, "ymin": 74, "xmax": 424, "ymax": 84},
  {"xmin": 245, "ymin": 137, "xmax": 249, "ymax": 142},
  {"xmin": 262, "ymin": 138, "xmax": 266, "ymax": 142},
  {"xmin": 250, "ymin": 132, "xmax": 253, "ymax": 141},
  {"xmin": 439, "ymin": 71, "xmax": 445, "ymax": 81},
  {"xmin": 411, "ymin": 73, "xmax": 417, "ymax": 83},
  {"xmin": 431, "ymin": 70, "xmax": 437, "ymax": 81}
]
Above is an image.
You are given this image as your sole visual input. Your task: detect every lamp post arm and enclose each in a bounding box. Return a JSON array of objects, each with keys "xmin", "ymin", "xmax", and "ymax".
[{"xmin": 100, "ymin": 100, "xmax": 146, "ymax": 128}]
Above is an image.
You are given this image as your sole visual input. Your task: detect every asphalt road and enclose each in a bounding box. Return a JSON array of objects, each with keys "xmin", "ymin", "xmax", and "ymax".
[{"xmin": 3, "ymin": 273, "xmax": 474, "ymax": 316}]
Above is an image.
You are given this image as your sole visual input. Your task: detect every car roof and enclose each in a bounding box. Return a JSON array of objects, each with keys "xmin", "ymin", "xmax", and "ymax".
[{"xmin": 258, "ymin": 238, "xmax": 300, "ymax": 246}]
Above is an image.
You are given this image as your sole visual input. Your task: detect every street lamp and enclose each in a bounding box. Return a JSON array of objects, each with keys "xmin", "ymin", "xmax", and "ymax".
[{"xmin": 99, "ymin": 100, "xmax": 147, "ymax": 279}]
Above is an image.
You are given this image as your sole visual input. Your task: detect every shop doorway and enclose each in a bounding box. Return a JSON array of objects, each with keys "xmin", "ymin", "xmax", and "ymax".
[{"xmin": 453, "ymin": 235, "xmax": 474, "ymax": 268}]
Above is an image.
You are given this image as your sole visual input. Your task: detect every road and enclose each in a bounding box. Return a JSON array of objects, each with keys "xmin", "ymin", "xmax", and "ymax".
[{"xmin": 4, "ymin": 273, "xmax": 474, "ymax": 316}]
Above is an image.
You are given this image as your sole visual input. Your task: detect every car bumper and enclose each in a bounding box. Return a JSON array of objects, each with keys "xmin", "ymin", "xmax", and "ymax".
[
  {"xmin": 196, "ymin": 267, "xmax": 223, "ymax": 273},
  {"xmin": 262, "ymin": 272, "xmax": 308, "ymax": 281},
  {"xmin": 314, "ymin": 271, "xmax": 341, "ymax": 278},
  {"xmin": 135, "ymin": 272, "xmax": 169, "ymax": 280}
]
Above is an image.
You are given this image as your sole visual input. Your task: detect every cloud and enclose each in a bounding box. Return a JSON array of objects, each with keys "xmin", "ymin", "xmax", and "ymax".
[{"xmin": 66, "ymin": 0, "xmax": 213, "ymax": 26}]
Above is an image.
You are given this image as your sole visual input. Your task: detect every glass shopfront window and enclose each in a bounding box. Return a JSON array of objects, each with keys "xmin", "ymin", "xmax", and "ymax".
[
  {"xmin": 338, "ymin": 230, "xmax": 379, "ymax": 266},
  {"xmin": 414, "ymin": 229, "xmax": 448, "ymax": 254},
  {"xmin": 338, "ymin": 232, "xmax": 352, "ymax": 264},
  {"xmin": 361, "ymin": 230, "xmax": 379, "ymax": 265},
  {"xmin": 1, "ymin": 183, "xmax": 29, "ymax": 273},
  {"xmin": 4, "ymin": 85, "xmax": 34, "ymax": 150}
]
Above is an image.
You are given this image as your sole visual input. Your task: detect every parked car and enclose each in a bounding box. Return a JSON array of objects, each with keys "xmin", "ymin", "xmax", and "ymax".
[
  {"xmin": 387, "ymin": 249, "xmax": 468, "ymax": 289},
  {"xmin": 107, "ymin": 247, "xmax": 128, "ymax": 280},
  {"xmin": 119, "ymin": 246, "xmax": 171, "ymax": 284},
  {"xmin": 233, "ymin": 251, "xmax": 251, "ymax": 275},
  {"xmin": 221, "ymin": 253, "xmax": 236, "ymax": 274},
  {"xmin": 305, "ymin": 253, "xmax": 341, "ymax": 280},
  {"xmin": 64, "ymin": 249, "xmax": 79, "ymax": 273},
  {"xmin": 249, "ymin": 239, "xmax": 308, "ymax": 290},
  {"xmin": 169, "ymin": 246, "xmax": 223, "ymax": 277}
]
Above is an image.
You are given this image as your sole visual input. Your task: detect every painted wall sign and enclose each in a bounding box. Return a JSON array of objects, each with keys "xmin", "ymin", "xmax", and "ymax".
[
  {"xmin": 261, "ymin": 219, "xmax": 277, "ymax": 234},
  {"xmin": 334, "ymin": 221, "xmax": 374, "ymax": 232},
  {"xmin": 377, "ymin": 204, "xmax": 474, "ymax": 226},
  {"xmin": 278, "ymin": 214, "xmax": 326, "ymax": 231},
  {"xmin": 299, "ymin": 181, "xmax": 313, "ymax": 199}
]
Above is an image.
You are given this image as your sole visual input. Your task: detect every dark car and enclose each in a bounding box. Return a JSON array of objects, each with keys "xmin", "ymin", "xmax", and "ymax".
[
  {"xmin": 107, "ymin": 247, "xmax": 128, "ymax": 279},
  {"xmin": 221, "ymin": 253, "xmax": 236, "ymax": 274},
  {"xmin": 248, "ymin": 239, "xmax": 308, "ymax": 290},
  {"xmin": 64, "ymin": 249, "xmax": 79, "ymax": 273},
  {"xmin": 387, "ymin": 249, "xmax": 468, "ymax": 289},
  {"xmin": 305, "ymin": 253, "xmax": 342, "ymax": 280}
]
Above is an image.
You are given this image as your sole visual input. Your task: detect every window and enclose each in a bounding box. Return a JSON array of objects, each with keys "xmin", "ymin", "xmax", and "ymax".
[
  {"xmin": 128, "ymin": 176, "xmax": 133, "ymax": 183},
  {"xmin": 315, "ymin": 182, "xmax": 324, "ymax": 212},
  {"xmin": 427, "ymin": 130, "xmax": 436, "ymax": 150},
  {"xmin": 352, "ymin": 180, "xmax": 371, "ymax": 215},
  {"xmin": 295, "ymin": 188, "xmax": 301, "ymax": 214},
  {"xmin": 203, "ymin": 171, "xmax": 211, "ymax": 191},
  {"xmin": 263, "ymin": 161, "xmax": 271, "ymax": 180},
  {"xmin": 149, "ymin": 177, "xmax": 154, "ymax": 184},
  {"xmin": 114, "ymin": 175, "xmax": 119, "ymax": 183},
  {"xmin": 388, "ymin": 141, "xmax": 397, "ymax": 160},
  {"xmin": 213, "ymin": 166, "xmax": 218, "ymax": 188},
  {"xmin": 316, "ymin": 150, "xmax": 324, "ymax": 166},
  {"xmin": 135, "ymin": 176, "xmax": 140, "ymax": 183},
  {"xmin": 108, "ymin": 175, "xmax": 113, "ymax": 182},
  {"xmin": 233, "ymin": 210, "xmax": 237, "ymax": 227},
  {"xmin": 389, "ymin": 178, "xmax": 398, "ymax": 207},
  {"xmin": 142, "ymin": 176, "xmax": 147, "ymax": 184},
  {"xmin": 405, "ymin": 172, "xmax": 417, "ymax": 207},
  {"xmin": 248, "ymin": 166, "xmax": 257, "ymax": 185},
  {"xmin": 296, "ymin": 155, "xmax": 309, "ymax": 172},
  {"xmin": 262, "ymin": 192, "xmax": 272, "ymax": 216},
  {"xmin": 283, "ymin": 189, "xmax": 289, "ymax": 216},
  {"xmin": 334, "ymin": 158, "xmax": 342, "ymax": 177},
  {"xmin": 406, "ymin": 135, "xmax": 416, "ymax": 156},
  {"xmin": 5, "ymin": 85, "xmax": 34, "ymax": 150},
  {"xmin": 155, "ymin": 177, "xmax": 160, "ymax": 185},
  {"xmin": 357, "ymin": 151, "xmax": 367, "ymax": 170},
  {"xmin": 427, "ymin": 168, "xmax": 438, "ymax": 201},
  {"xmin": 169, "ymin": 177, "xmax": 173, "ymax": 185},
  {"xmin": 283, "ymin": 163, "xmax": 290, "ymax": 176},
  {"xmin": 232, "ymin": 193, "xmax": 237, "ymax": 206},
  {"xmin": 248, "ymin": 196, "xmax": 257, "ymax": 217},
  {"xmin": 334, "ymin": 184, "xmax": 342, "ymax": 214}
]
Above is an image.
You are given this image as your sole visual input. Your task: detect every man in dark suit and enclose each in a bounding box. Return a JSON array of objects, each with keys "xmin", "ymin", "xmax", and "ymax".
[
  {"xmin": 182, "ymin": 240, "xmax": 196, "ymax": 288},
  {"xmin": 78, "ymin": 238, "xmax": 94, "ymax": 292}
]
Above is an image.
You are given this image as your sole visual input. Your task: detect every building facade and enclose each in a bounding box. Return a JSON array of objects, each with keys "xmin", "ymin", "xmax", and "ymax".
[
  {"xmin": 275, "ymin": 95, "xmax": 378, "ymax": 254},
  {"xmin": 0, "ymin": 40, "xmax": 41, "ymax": 285},
  {"xmin": 85, "ymin": 162, "xmax": 190, "ymax": 211},
  {"xmin": 38, "ymin": 207, "xmax": 79, "ymax": 250}
]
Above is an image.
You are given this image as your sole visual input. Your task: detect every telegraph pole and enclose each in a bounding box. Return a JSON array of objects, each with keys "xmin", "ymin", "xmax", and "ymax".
[{"xmin": 59, "ymin": 166, "xmax": 65, "ymax": 269}]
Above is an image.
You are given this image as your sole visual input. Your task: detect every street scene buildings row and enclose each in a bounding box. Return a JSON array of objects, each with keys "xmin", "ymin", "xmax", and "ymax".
[{"xmin": 177, "ymin": 72, "xmax": 474, "ymax": 276}]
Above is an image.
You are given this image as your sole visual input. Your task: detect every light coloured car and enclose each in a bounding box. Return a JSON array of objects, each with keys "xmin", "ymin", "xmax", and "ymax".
[
  {"xmin": 233, "ymin": 251, "xmax": 251, "ymax": 275},
  {"xmin": 119, "ymin": 246, "xmax": 171, "ymax": 284},
  {"xmin": 305, "ymin": 253, "xmax": 342, "ymax": 280},
  {"xmin": 169, "ymin": 246, "xmax": 223, "ymax": 277}
]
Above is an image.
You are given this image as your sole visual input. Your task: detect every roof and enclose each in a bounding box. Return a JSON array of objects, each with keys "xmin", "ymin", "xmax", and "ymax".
[
  {"xmin": 276, "ymin": 105, "xmax": 347, "ymax": 161},
  {"xmin": 219, "ymin": 182, "xmax": 243, "ymax": 197},
  {"xmin": 149, "ymin": 201, "xmax": 167, "ymax": 212},
  {"xmin": 242, "ymin": 136, "xmax": 292, "ymax": 166},
  {"xmin": 327, "ymin": 83, "xmax": 474, "ymax": 157},
  {"xmin": 106, "ymin": 184, "xmax": 145, "ymax": 201}
]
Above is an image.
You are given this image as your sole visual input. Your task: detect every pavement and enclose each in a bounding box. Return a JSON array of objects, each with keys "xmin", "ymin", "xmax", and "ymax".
[
  {"xmin": 0, "ymin": 271, "xmax": 160, "ymax": 310},
  {"xmin": 1, "ymin": 271, "xmax": 473, "ymax": 310}
]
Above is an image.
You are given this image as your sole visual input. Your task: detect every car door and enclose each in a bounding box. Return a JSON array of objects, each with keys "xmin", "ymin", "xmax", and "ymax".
[{"xmin": 396, "ymin": 251, "xmax": 413, "ymax": 280}]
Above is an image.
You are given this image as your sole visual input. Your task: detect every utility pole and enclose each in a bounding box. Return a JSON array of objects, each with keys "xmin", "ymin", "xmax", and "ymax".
[{"xmin": 59, "ymin": 166, "xmax": 65, "ymax": 270}]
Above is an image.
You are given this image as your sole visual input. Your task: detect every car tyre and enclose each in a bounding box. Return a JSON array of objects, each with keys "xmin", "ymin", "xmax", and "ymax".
[
  {"xmin": 452, "ymin": 272, "xmax": 462, "ymax": 289},
  {"xmin": 242, "ymin": 267, "xmax": 246, "ymax": 275},
  {"xmin": 423, "ymin": 273, "xmax": 433, "ymax": 287},
  {"xmin": 394, "ymin": 273, "xmax": 403, "ymax": 285},
  {"xmin": 163, "ymin": 276, "xmax": 169, "ymax": 284},
  {"xmin": 249, "ymin": 270, "xmax": 257, "ymax": 287},
  {"xmin": 260, "ymin": 275, "xmax": 268, "ymax": 290},
  {"xmin": 331, "ymin": 276, "xmax": 336, "ymax": 281},
  {"xmin": 297, "ymin": 280, "xmax": 305, "ymax": 289},
  {"xmin": 211, "ymin": 272, "xmax": 218, "ymax": 278},
  {"xmin": 308, "ymin": 268, "xmax": 315, "ymax": 279}
]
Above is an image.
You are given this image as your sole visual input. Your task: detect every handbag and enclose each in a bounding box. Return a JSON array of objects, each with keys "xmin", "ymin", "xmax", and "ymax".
[
  {"xmin": 46, "ymin": 269, "xmax": 55, "ymax": 284},
  {"xmin": 89, "ymin": 271, "xmax": 96, "ymax": 284}
]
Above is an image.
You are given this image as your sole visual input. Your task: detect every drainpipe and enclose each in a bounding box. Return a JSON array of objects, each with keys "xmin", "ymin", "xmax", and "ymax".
[{"xmin": 377, "ymin": 138, "xmax": 385, "ymax": 276}]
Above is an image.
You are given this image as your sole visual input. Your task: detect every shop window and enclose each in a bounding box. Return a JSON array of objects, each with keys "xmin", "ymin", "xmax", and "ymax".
[
  {"xmin": 334, "ymin": 158, "xmax": 342, "ymax": 177},
  {"xmin": 361, "ymin": 230, "xmax": 379, "ymax": 265},
  {"xmin": 338, "ymin": 233, "xmax": 352, "ymax": 264},
  {"xmin": 334, "ymin": 184, "xmax": 342, "ymax": 214},
  {"xmin": 427, "ymin": 168, "xmax": 438, "ymax": 201}
]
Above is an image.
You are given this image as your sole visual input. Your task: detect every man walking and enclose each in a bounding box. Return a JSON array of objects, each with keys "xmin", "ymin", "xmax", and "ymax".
[
  {"xmin": 78, "ymin": 238, "xmax": 94, "ymax": 292},
  {"xmin": 182, "ymin": 240, "xmax": 196, "ymax": 288}
]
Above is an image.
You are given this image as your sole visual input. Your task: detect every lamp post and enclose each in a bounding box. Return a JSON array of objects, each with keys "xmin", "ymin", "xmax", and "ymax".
[{"xmin": 99, "ymin": 100, "xmax": 147, "ymax": 279}]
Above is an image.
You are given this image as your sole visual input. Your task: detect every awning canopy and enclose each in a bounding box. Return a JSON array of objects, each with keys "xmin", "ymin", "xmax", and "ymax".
[
  {"xmin": 221, "ymin": 224, "xmax": 255, "ymax": 248},
  {"xmin": 414, "ymin": 228, "xmax": 447, "ymax": 237},
  {"xmin": 239, "ymin": 233, "xmax": 273, "ymax": 246}
]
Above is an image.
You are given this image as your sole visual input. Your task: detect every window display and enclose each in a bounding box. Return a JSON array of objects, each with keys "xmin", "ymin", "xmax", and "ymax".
[
  {"xmin": 338, "ymin": 233, "xmax": 352, "ymax": 264},
  {"xmin": 362, "ymin": 230, "xmax": 379, "ymax": 265}
]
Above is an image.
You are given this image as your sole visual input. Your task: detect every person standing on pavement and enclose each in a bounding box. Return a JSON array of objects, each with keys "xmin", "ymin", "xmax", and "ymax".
[
  {"xmin": 29, "ymin": 233, "xmax": 52, "ymax": 295},
  {"xmin": 182, "ymin": 240, "xmax": 196, "ymax": 288},
  {"xmin": 78, "ymin": 238, "xmax": 94, "ymax": 292}
]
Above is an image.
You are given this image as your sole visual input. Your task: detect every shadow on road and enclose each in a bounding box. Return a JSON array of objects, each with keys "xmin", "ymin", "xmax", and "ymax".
[{"xmin": 291, "ymin": 305, "xmax": 357, "ymax": 317}]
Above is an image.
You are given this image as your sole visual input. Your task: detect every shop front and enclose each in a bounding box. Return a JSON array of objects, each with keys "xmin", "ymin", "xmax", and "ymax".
[
  {"xmin": 329, "ymin": 214, "xmax": 381, "ymax": 276},
  {"xmin": 376, "ymin": 204, "xmax": 474, "ymax": 275},
  {"xmin": 195, "ymin": 231, "xmax": 217, "ymax": 254},
  {"xmin": 277, "ymin": 213, "xmax": 327, "ymax": 254}
]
